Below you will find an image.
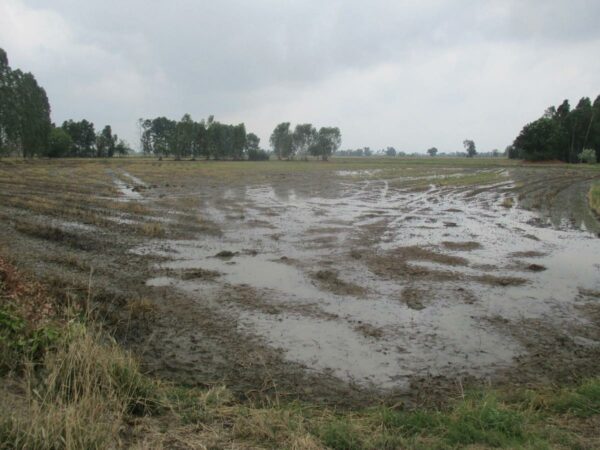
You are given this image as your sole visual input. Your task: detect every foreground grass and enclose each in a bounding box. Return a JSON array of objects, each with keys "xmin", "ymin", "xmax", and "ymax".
[
  {"xmin": 1, "ymin": 257, "xmax": 599, "ymax": 449},
  {"xmin": 589, "ymin": 183, "xmax": 600, "ymax": 217}
]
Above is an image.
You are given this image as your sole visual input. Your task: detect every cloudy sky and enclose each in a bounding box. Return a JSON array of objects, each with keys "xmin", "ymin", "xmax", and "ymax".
[{"xmin": 1, "ymin": 0, "xmax": 599, "ymax": 153}]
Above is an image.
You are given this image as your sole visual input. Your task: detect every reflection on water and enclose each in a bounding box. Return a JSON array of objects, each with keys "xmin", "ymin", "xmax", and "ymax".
[{"xmin": 135, "ymin": 170, "xmax": 600, "ymax": 389}]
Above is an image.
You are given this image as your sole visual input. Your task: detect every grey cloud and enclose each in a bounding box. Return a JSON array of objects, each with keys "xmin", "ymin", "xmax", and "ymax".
[{"xmin": 4, "ymin": 0, "xmax": 600, "ymax": 151}]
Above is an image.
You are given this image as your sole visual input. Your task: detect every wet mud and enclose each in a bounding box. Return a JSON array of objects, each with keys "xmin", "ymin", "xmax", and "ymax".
[{"xmin": 1, "ymin": 161, "xmax": 600, "ymax": 405}]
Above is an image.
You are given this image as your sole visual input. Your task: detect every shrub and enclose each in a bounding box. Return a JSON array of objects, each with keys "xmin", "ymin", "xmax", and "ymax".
[
  {"xmin": 578, "ymin": 148, "xmax": 597, "ymax": 163},
  {"xmin": 0, "ymin": 305, "xmax": 60, "ymax": 374},
  {"xmin": 247, "ymin": 149, "xmax": 270, "ymax": 161}
]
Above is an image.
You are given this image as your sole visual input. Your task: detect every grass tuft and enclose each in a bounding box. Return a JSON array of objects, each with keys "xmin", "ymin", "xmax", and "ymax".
[
  {"xmin": 445, "ymin": 393, "xmax": 526, "ymax": 447},
  {"xmin": 319, "ymin": 418, "xmax": 363, "ymax": 450}
]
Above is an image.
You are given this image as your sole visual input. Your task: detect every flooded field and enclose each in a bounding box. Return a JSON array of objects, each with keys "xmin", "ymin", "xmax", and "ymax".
[{"xmin": 1, "ymin": 159, "xmax": 599, "ymax": 404}]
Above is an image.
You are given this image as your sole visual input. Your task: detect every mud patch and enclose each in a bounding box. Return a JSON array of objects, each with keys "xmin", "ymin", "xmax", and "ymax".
[
  {"xmin": 178, "ymin": 268, "xmax": 221, "ymax": 280},
  {"xmin": 401, "ymin": 287, "xmax": 427, "ymax": 310},
  {"xmin": 442, "ymin": 241, "xmax": 482, "ymax": 251},
  {"xmin": 312, "ymin": 270, "xmax": 367, "ymax": 296},
  {"xmin": 510, "ymin": 250, "xmax": 547, "ymax": 258}
]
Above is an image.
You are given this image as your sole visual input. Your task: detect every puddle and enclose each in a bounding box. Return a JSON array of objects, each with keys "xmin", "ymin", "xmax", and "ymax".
[
  {"xmin": 120, "ymin": 171, "xmax": 148, "ymax": 187},
  {"xmin": 135, "ymin": 169, "xmax": 600, "ymax": 389},
  {"xmin": 110, "ymin": 170, "xmax": 147, "ymax": 201}
]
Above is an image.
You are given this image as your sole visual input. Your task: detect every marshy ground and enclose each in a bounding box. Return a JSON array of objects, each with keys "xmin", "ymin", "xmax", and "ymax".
[{"xmin": 1, "ymin": 157, "xmax": 600, "ymax": 408}]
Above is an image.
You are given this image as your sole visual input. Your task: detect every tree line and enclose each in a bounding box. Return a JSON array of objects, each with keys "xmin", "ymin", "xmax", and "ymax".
[
  {"xmin": 509, "ymin": 95, "xmax": 600, "ymax": 162},
  {"xmin": 0, "ymin": 48, "xmax": 131, "ymax": 158},
  {"xmin": 139, "ymin": 115, "xmax": 266, "ymax": 160},
  {"xmin": 48, "ymin": 121, "xmax": 130, "ymax": 158},
  {"xmin": 139, "ymin": 118, "xmax": 342, "ymax": 161},
  {"xmin": 270, "ymin": 123, "xmax": 341, "ymax": 160}
]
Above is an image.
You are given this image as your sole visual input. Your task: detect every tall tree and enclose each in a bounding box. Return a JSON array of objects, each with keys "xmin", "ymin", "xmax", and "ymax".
[
  {"xmin": 62, "ymin": 120, "xmax": 96, "ymax": 157},
  {"xmin": 245, "ymin": 133, "xmax": 260, "ymax": 153},
  {"xmin": 270, "ymin": 122, "xmax": 293, "ymax": 159},
  {"xmin": 510, "ymin": 95, "xmax": 600, "ymax": 162},
  {"xmin": 17, "ymin": 72, "xmax": 51, "ymax": 157},
  {"xmin": 47, "ymin": 127, "xmax": 73, "ymax": 158},
  {"xmin": 0, "ymin": 49, "xmax": 51, "ymax": 157},
  {"xmin": 173, "ymin": 114, "xmax": 195, "ymax": 159},
  {"xmin": 96, "ymin": 125, "xmax": 117, "ymax": 158},
  {"xmin": 427, "ymin": 147, "xmax": 438, "ymax": 156},
  {"xmin": 292, "ymin": 123, "xmax": 317, "ymax": 160},
  {"xmin": 231, "ymin": 123, "xmax": 246, "ymax": 160},
  {"xmin": 310, "ymin": 127, "xmax": 341, "ymax": 161},
  {"xmin": 463, "ymin": 139, "xmax": 477, "ymax": 158}
]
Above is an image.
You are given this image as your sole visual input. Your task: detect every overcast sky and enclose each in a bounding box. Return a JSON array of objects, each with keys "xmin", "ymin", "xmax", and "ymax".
[{"xmin": 1, "ymin": 0, "xmax": 599, "ymax": 153}]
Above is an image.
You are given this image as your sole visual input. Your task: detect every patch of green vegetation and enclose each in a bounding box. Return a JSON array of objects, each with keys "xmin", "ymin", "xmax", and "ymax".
[
  {"xmin": 547, "ymin": 378, "xmax": 600, "ymax": 418},
  {"xmin": 0, "ymin": 304, "xmax": 60, "ymax": 374},
  {"xmin": 445, "ymin": 393, "xmax": 527, "ymax": 447},
  {"xmin": 319, "ymin": 419, "xmax": 363, "ymax": 450},
  {"xmin": 433, "ymin": 170, "xmax": 507, "ymax": 187}
]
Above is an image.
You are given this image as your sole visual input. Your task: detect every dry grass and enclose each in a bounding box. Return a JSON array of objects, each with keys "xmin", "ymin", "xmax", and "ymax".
[
  {"xmin": 501, "ymin": 196, "xmax": 515, "ymax": 208},
  {"xmin": 126, "ymin": 297, "xmax": 159, "ymax": 321},
  {"xmin": 138, "ymin": 222, "xmax": 165, "ymax": 237},
  {"xmin": 0, "ymin": 320, "xmax": 163, "ymax": 449},
  {"xmin": 589, "ymin": 183, "xmax": 600, "ymax": 216}
]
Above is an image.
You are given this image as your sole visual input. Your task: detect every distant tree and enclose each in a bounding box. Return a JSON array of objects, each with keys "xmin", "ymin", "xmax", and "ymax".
[
  {"xmin": 247, "ymin": 148, "xmax": 270, "ymax": 161},
  {"xmin": 16, "ymin": 72, "xmax": 51, "ymax": 157},
  {"xmin": 245, "ymin": 133, "xmax": 260, "ymax": 154},
  {"xmin": 0, "ymin": 49, "xmax": 51, "ymax": 157},
  {"xmin": 512, "ymin": 118, "xmax": 559, "ymax": 161},
  {"xmin": 192, "ymin": 119, "xmax": 208, "ymax": 159},
  {"xmin": 173, "ymin": 113, "xmax": 195, "ymax": 159},
  {"xmin": 385, "ymin": 147, "xmax": 397, "ymax": 157},
  {"xmin": 150, "ymin": 117, "xmax": 176, "ymax": 158},
  {"xmin": 510, "ymin": 95, "xmax": 600, "ymax": 162},
  {"xmin": 96, "ymin": 125, "xmax": 117, "ymax": 158},
  {"xmin": 270, "ymin": 122, "xmax": 293, "ymax": 159},
  {"xmin": 0, "ymin": 48, "xmax": 10, "ymax": 156},
  {"xmin": 310, "ymin": 127, "xmax": 341, "ymax": 161},
  {"xmin": 491, "ymin": 149, "xmax": 500, "ymax": 157},
  {"xmin": 46, "ymin": 127, "xmax": 73, "ymax": 158},
  {"xmin": 427, "ymin": 147, "xmax": 438, "ymax": 157},
  {"xmin": 62, "ymin": 119, "xmax": 96, "ymax": 157},
  {"xmin": 292, "ymin": 124, "xmax": 318, "ymax": 160},
  {"xmin": 363, "ymin": 147, "xmax": 372, "ymax": 157},
  {"xmin": 114, "ymin": 139, "xmax": 131, "ymax": 156},
  {"xmin": 196, "ymin": 116, "xmax": 214, "ymax": 159},
  {"xmin": 463, "ymin": 139, "xmax": 477, "ymax": 158},
  {"xmin": 231, "ymin": 123, "xmax": 246, "ymax": 159}
]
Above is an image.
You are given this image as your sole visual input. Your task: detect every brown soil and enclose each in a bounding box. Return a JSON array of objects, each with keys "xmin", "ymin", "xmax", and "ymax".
[
  {"xmin": 442, "ymin": 241, "xmax": 482, "ymax": 251},
  {"xmin": 311, "ymin": 270, "xmax": 367, "ymax": 296}
]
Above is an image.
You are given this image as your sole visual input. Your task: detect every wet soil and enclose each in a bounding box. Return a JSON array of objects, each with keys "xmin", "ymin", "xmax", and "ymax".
[{"xmin": 1, "ymin": 161, "xmax": 600, "ymax": 406}]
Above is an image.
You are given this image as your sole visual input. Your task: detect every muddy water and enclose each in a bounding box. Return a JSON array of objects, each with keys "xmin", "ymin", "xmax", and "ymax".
[
  {"xmin": 110, "ymin": 170, "xmax": 145, "ymax": 201},
  {"xmin": 135, "ymin": 169, "xmax": 600, "ymax": 390}
]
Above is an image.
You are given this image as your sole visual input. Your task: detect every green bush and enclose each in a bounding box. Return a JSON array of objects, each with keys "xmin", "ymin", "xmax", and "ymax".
[
  {"xmin": 247, "ymin": 148, "xmax": 270, "ymax": 161},
  {"xmin": 579, "ymin": 148, "xmax": 597, "ymax": 163},
  {"xmin": 0, "ymin": 305, "xmax": 59, "ymax": 373}
]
